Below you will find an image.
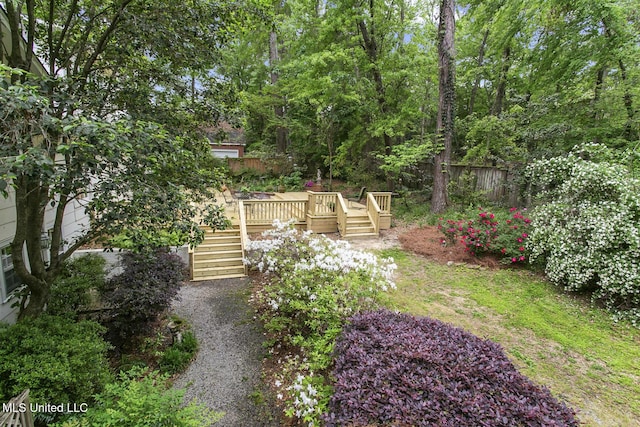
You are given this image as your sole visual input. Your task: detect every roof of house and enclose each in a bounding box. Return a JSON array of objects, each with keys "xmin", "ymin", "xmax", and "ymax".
[{"xmin": 203, "ymin": 122, "xmax": 246, "ymax": 147}]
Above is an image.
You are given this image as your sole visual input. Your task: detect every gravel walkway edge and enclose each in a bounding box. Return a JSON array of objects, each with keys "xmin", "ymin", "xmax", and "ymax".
[{"xmin": 171, "ymin": 278, "xmax": 281, "ymax": 427}]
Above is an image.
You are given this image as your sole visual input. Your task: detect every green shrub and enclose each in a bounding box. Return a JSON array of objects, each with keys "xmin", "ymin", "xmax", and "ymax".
[
  {"xmin": 48, "ymin": 254, "xmax": 106, "ymax": 318},
  {"xmin": 0, "ymin": 315, "xmax": 112, "ymax": 405},
  {"xmin": 159, "ymin": 330, "xmax": 199, "ymax": 375},
  {"xmin": 527, "ymin": 143, "xmax": 640, "ymax": 326},
  {"xmin": 57, "ymin": 367, "xmax": 222, "ymax": 427}
]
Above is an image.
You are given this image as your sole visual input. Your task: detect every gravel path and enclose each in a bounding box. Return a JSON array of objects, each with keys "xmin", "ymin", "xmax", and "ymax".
[{"xmin": 171, "ymin": 278, "xmax": 281, "ymax": 427}]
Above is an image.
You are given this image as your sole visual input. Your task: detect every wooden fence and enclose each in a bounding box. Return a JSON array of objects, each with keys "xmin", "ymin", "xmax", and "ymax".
[
  {"xmin": 1, "ymin": 389, "xmax": 34, "ymax": 427},
  {"xmin": 449, "ymin": 164, "xmax": 518, "ymax": 204},
  {"xmin": 227, "ymin": 157, "xmax": 287, "ymax": 175}
]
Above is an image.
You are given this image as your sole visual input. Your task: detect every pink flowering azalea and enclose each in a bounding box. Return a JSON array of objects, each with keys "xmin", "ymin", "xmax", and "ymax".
[
  {"xmin": 519, "ymin": 256, "xmax": 526, "ymax": 261},
  {"xmin": 519, "ymin": 246, "xmax": 525, "ymax": 252}
]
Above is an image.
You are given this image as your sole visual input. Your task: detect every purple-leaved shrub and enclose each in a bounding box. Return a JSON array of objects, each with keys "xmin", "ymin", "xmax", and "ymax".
[
  {"xmin": 325, "ymin": 310, "xmax": 578, "ymax": 427},
  {"xmin": 99, "ymin": 249, "xmax": 185, "ymax": 350}
]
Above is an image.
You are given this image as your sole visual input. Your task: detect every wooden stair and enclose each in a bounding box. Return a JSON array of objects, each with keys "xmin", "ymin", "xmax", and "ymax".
[
  {"xmin": 342, "ymin": 212, "xmax": 378, "ymax": 240},
  {"xmin": 191, "ymin": 227, "xmax": 246, "ymax": 281}
]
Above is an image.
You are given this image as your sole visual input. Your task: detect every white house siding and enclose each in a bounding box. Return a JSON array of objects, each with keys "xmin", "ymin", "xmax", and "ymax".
[
  {"xmin": 0, "ymin": 191, "xmax": 19, "ymax": 323},
  {"xmin": 0, "ymin": 187, "xmax": 90, "ymax": 324},
  {"xmin": 212, "ymin": 148, "xmax": 240, "ymax": 158}
]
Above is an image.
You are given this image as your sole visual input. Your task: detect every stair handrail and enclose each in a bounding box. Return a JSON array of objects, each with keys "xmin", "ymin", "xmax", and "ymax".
[
  {"xmin": 335, "ymin": 192, "xmax": 349, "ymax": 236},
  {"xmin": 366, "ymin": 192, "xmax": 382, "ymax": 234},
  {"xmin": 238, "ymin": 200, "xmax": 249, "ymax": 275},
  {"xmin": 369, "ymin": 192, "xmax": 392, "ymax": 214},
  {"xmin": 307, "ymin": 191, "xmax": 317, "ymax": 216}
]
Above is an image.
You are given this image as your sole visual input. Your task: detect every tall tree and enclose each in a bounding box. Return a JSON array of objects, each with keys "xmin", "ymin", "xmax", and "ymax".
[
  {"xmin": 431, "ymin": 0, "xmax": 455, "ymax": 213},
  {"xmin": 0, "ymin": 0, "xmax": 241, "ymax": 318},
  {"xmin": 268, "ymin": 1, "xmax": 288, "ymax": 153}
]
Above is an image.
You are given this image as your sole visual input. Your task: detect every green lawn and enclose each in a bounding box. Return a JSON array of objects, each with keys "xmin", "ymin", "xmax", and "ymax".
[{"xmin": 380, "ymin": 248, "xmax": 640, "ymax": 427}]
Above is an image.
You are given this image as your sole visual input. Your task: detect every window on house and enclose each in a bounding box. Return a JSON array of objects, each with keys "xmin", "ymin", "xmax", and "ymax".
[{"xmin": 1, "ymin": 246, "xmax": 22, "ymax": 298}]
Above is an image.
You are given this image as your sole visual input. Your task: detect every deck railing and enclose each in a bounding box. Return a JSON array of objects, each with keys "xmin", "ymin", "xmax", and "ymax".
[
  {"xmin": 242, "ymin": 199, "xmax": 307, "ymax": 225},
  {"xmin": 336, "ymin": 193, "xmax": 349, "ymax": 236},
  {"xmin": 0, "ymin": 389, "xmax": 34, "ymax": 427},
  {"xmin": 238, "ymin": 200, "xmax": 249, "ymax": 275},
  {"xmin": 307, "ymin": 192, "xmax": 338, "ymax": 216},
  {"xmin": 367, "ymin": 193, "xmax": 382, "ymax": 234},
  {"xmin": 370, "ymin": 192, "xmax": 391, "ymax": 213}
]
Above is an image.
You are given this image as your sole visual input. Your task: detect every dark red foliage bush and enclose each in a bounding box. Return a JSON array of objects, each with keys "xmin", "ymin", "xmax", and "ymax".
[
  {"xmin": 99, "ymin": 249, "xmax": 185, "ymax": 349},
  {"xmin": 324, "ymin": 310, "xmax": 578, "ymax": 427}
]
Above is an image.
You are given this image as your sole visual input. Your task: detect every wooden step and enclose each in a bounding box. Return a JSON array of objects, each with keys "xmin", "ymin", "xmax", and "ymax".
[
  {"xmin": 200, "ymin": 235, "xmax": 242, "ymax": 244},
  {"xmin": 193, "ymin": 248, "xmax": 242, "ymax": 257},
  {"xmin": 195, "ymin": 242, "xmax": 242, "ymax": 252},
  {"xmin": 347, "ymin": 220, "xmax": 373, "ymax": 228},
  {"xmin": 192, "ymin": 225, "xmax": 246, "ymax": 281},
  {"xmin": 343, "ymin": 232, "xmax": 379, "ymax": 240},
  {"xmin": 192, "ymin": 273, "xmax": 247, "ymax": 281},
  {"xmin": 192, "ymin": 265, "xmax": 246, "ymax": 279},
  {"xmin": 203, "ymin": 226, "xmax": 240, "ymax": 233},
  {"xmin": 193, "ymin": 256, "xmax": 244, "ymax": 269},
  {"xmin": 347, "ymin": 226, "xmax": 375, "ymax": 234}
]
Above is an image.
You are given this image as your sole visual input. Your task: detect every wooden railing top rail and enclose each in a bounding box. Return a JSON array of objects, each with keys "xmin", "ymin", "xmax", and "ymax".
[
  {"xmin": 336, "ymin": 192, "xmax": 349, "ymax": 216},
  {"xmin": 369, "ymin": 192, "xmax": 392, "ymax": 213},
  {"xmin": 367, "ymin": 192, "xmax": 382, "ymax": 234},
  {"xmin": 307, "ymin": 191, "xmax": 338, "ymax": 216},
  {"xmin": 242, "ymin": 199, "xmax": 308, "ymax": 205},
  {"xmin": 242, "ymin": 199, "xmax": 307, "ymax": 223},
  {"xmin": 336, "ymin": 193, "xmax": 349, "ymax": 235},
  {"xmin": 238, "ymin": 200, "xmax": 249, "ymax": 275}
]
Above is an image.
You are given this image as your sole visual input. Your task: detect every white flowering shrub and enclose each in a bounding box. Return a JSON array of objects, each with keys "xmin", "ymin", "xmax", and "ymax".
[
  {"xmin": 526, "ymin": 143, "xmax": 640, "ymax": 326},
  {"xmin": 246, "ymin": 219, "xmax": 396, "ymax": 425}
]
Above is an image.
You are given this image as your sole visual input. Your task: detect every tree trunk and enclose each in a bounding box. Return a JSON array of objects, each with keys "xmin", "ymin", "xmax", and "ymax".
[
  {"xmin": 431, "ymin": 0, "xmax": 455, "ymax": 214},
  {"xmin": 269, "ymin": 28, "xmax": 287, "ymax": 153},
  {"xmin": 12, "ymin": 175, "xmax": 50, "ymax": 319},
  {"xmin": 357, "ymin": 1, "xmax": 394, "ymax": 188},
  {"xmin": 592, "ymin": 67, "xmax": 606, "ymax": 122},
  {"xmin": 618, "ymin": 59, "xmax": 635, "ymax": 141},
  {"xmin": 491, "ymin": 45, "xmax": 510, "ymax": 116},
  {"xmin": 469, "ymin": 29, "xmax": 488, "ymax": 116}
]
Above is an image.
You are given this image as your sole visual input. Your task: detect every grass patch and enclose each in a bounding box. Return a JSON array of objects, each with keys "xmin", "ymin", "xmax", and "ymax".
[{"xmin": 381, "ymin": 248, "xmax": 640, "ymax": 427}]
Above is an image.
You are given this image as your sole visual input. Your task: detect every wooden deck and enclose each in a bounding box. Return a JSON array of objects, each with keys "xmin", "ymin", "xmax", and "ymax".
[
  {"xmin": 211, "ymin": 190, "xmax": 385, "ymax": 229},
  {"xmin": 190, "ymin": 190, "xmax": 392, "ymax": 280}
]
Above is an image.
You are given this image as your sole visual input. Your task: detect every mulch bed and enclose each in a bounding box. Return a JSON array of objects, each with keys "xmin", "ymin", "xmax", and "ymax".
[{"xmin": 398, "ymin": 225, "xmax": 503, "ymax": 269}]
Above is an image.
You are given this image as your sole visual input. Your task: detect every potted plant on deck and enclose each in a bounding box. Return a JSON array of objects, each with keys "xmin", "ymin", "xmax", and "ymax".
[
  {"xmin": 277, "ymin": 176, "xmax": 286, "ymax": 193},
  {"xmin": 305, "ymin": 180, "xmax": 323, "ymax": 192}
]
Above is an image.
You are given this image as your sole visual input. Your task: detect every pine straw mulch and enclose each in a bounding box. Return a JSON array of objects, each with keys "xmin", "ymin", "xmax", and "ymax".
[{"xmin": 397, "ymin": 224, "xmax": 504, "ymax": 269}]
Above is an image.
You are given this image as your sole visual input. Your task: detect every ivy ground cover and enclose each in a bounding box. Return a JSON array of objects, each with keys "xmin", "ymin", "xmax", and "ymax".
[
  {"xmin": 385, "ymin": 247, "xmax": 640, "ymax": 426},
  {"xmin": 326, "ymin": 310, "xmax": 577, "ymax": 426}
]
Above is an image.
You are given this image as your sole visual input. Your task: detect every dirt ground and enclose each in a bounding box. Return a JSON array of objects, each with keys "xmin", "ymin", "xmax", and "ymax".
[{"xmin": 352, "ymin": 224, "xmax": 503, "ymax": 269}]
